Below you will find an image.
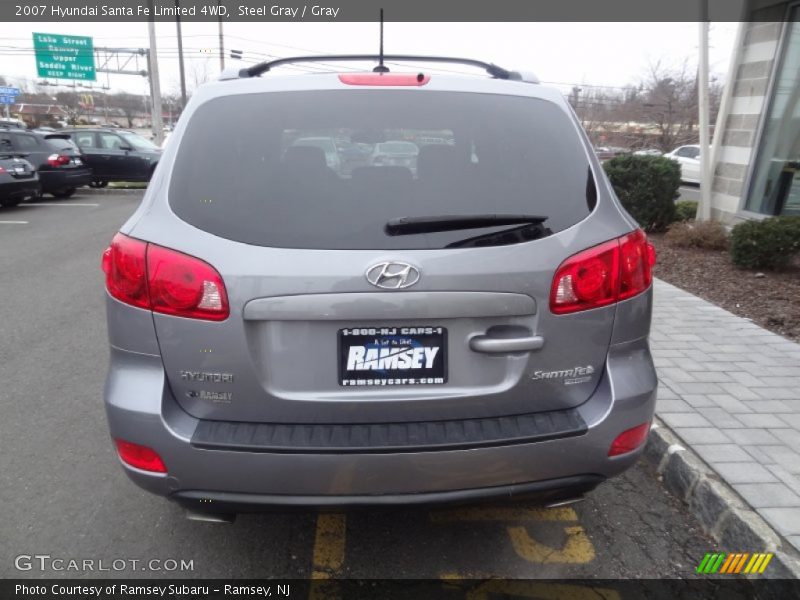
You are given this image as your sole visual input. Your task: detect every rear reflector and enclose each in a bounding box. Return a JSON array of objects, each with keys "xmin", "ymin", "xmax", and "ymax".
[
  {"xmin": 550, "ymin": 229, "xmax": 654, "ymax": 314},
  {"xmin": 608, "ymin": 423, "xmax": 651, "ymax": 457},
  {"xmin": 102, "ymin": 233, "xmax": 229, "ymax": 321},
  {"xmin": 338, "ymin": 73, "xmax": 430, "ymax": 86},
  {"xmin": 114, "ymin": 439, "xmax": 167, "ymax": 473}
]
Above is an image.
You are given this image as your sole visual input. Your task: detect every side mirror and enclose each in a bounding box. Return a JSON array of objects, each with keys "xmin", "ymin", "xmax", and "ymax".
[{"xmin": 119, "ymin": 145, "xmax": 133, "ymax": 151}]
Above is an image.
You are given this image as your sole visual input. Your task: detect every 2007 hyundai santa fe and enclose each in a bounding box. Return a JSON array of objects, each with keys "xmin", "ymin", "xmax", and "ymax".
[{"xmin": 101, "ymin": 55, "xmax": 657, "ymax": 521}]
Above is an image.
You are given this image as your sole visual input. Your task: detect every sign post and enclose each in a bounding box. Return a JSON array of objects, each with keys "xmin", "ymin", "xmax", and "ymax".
[
  {"xmin": 33, "ymin": 32, "xmax": 96, "ymax": 81},
  {"xmin": 0, "ymin": 86, "xmax": 20, "ymax": 118}
]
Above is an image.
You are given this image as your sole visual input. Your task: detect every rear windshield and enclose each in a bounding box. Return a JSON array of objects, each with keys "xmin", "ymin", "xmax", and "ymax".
[
  {"xmin": 44, "ymin": 136, "xmax": 80, "ymax": 152},
  {"xmin": 170, "ymin": 90, "xmax": 594, "ymax": 250},
  {"xmin": 120, "ymin": 132, "xmax": 159, "ymax": 151}
]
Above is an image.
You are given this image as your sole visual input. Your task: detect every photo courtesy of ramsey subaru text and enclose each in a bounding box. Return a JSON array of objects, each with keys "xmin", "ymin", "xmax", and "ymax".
[{"xmin": 101, "ymin": 55, "xmax": 657, "ymax": 521}]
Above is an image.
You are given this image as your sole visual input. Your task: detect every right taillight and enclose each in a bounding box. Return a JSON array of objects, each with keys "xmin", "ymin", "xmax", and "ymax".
[
  {"xmin": 101, "ymin": 233, "xmax": 229, "ymax": 321},
  {"xmin": 550, "ymin": 229, "xmax": 654, "ymax": 315}
]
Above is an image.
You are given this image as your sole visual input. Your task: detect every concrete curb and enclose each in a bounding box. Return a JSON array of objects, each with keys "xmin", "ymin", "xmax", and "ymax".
[{"xmin": 645, "ymin": 418, "xmax": 800, "ymax": 579}]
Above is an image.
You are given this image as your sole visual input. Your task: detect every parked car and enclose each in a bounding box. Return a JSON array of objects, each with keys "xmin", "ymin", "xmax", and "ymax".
[
  {"xmin": 664, "ymin": 144, "xmax": 701, "ymax": 184},
  {"xmin": 62, "ymin": 128, "xmax": 161, "ymax": 187},
  {"xmin": 371, "ymin": 140, "xmax": 420, "ymax": 173},
  {"xmin": 0, "ymin": 118, "xmax": 26, "ymax": 130},
  {"xmin": 101, "ymin": 56, "xmax": 657, "ymax": 520},
  {"xmin": 0, "ymin": 153, "xmax": 39, "ymax": 207},
  {"xmin": 0, "ymin": 128, "xmax": 91, "ymax": 198},
  {"xmin": 594, "ymin": 146, "xmax": 628, "ymax": 161},
  {"xmin": 633, "ymin": 148, "xmax": 663, "ymax": 157}
]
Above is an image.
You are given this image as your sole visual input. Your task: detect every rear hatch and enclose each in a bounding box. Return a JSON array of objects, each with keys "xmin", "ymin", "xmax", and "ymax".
[
  {"xmin": 147, "ymin": 86, "xmax": 619, "ymax": 424},
  {"xmin": 42, "ymin": 134, "xmax": 86, "ymax": 170},
  {"xmin": 0, "ymin": 155, "xmax": 36, "ymax": 179}
]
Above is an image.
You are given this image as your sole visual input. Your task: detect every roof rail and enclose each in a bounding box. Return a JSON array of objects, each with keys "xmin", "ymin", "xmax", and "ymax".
[{"xmin": 239, "ymin": 55, "xmax": 518, "ymax": 80}]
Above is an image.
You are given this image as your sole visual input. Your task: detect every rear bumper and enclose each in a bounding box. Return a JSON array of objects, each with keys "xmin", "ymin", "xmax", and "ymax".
[
  {"xmin": 39, "ymin": 168, "xmax": 92, "ymax": 191},
  {"xmin": 172, "ymin": 475, "xmax": 603, "ymax": 511},
  {"xmin": 0, "ymin": 178, "xmax": 39, "ymax": 199},
  {"xmin": 104, "ymin": 336, "xmax": 657, "ymax": 506}
]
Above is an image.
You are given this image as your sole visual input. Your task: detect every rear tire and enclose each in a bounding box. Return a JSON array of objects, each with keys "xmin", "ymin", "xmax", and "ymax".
[
  {"xmin": 51, "ymin": 187, "xmax": 76, "ymax": 199},
  {"xmin": 0, "ymin": 197, "xmax": 23, "ymax": 208}
]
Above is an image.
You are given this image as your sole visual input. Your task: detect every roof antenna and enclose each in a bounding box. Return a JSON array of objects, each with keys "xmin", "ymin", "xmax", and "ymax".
[{"xmin": 373, "ymin": 9, "xmax": 389, "ymax": 73}]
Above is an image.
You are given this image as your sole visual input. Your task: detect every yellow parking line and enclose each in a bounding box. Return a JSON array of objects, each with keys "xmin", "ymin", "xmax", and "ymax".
[
  {"xmin": 311, "ymin": 513, "xmax": 346, "ymax": 579},
  {"xmin": 507, "ymin": 525, "xmax": 596, "ymax": 564}
]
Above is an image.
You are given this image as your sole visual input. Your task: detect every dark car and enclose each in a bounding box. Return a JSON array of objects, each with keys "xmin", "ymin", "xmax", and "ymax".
[
  {"xmin": 0, "ymin": 153, "xmax": 39, "ymax": 207},
  {"xmin": 0, "ymin": 128, "xmax": 91, "ymax": 198},
  {"xmin": 63, "ymin": 128, "xmax": 161, "ymax": 187}
]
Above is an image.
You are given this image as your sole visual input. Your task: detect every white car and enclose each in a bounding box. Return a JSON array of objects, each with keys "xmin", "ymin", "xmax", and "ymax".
[
  {"xmin": 633, "ymin": 148, "xmax": 662, "ymax": 157},
  {"xmin": 664, "ymin": 145, "xmax": 701, "ymax": 184}
]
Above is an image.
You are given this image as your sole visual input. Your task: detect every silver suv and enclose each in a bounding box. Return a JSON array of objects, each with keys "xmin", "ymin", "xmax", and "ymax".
[{"xmin": 102, "ymin": 56, "xmax": 657, "ymax": 520}]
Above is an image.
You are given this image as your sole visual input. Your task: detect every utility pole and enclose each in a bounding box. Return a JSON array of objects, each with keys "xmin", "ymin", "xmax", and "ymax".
[
  {"xmin": 175, "ymin": 0, "xmax": 187, "ymax": 108},
  {"xmin": 218, "ymin": 1, "xmax": 225, "ymax": 72},
  {"xmin": 146, "ymin": 0, "xmax": 164, "ymax": 145},
  {"xmin": 697, "ymin": 1, "xmax": 711, "ymax": 221}
]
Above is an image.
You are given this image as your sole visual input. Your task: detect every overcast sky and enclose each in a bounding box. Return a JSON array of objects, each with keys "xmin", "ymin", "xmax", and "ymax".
[{"xmin": 0, "ymin": 21, "xmax": 740, "ymax": 97}]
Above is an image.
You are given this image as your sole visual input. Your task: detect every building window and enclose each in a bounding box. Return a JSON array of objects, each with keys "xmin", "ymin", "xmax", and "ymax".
[{"xmin": 746, "ymin": 7, "xmax": 800, "ymax": 216}]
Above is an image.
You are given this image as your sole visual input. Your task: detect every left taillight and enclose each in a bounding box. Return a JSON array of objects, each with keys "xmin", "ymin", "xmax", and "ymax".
[
  {"xmin": 101, "ymin": 232, "xmax": 229, "ymax": 321},
  {"xmin": 550, "ymin": 229, "xmax": 655, "ymax": 315},
  {"xmin": 47, "ymin": 153, "xmax": 71, "ymax": 167},
  {"xmin": 114, "ymin": 439, "xmax": 167, "ymax": 473}
]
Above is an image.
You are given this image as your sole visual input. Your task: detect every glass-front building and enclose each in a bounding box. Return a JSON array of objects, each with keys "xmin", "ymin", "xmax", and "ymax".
[
  {"xmin": 745, "ymin": 5, "xmax": 800, "ymax": 216},
  {"xmin": 710, "ymin": 2, "xmax": 800, "ymax": 221}
]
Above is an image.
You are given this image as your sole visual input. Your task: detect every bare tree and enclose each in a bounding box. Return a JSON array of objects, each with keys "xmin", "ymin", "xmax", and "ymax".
[
  {"xmin": 637, "ymin": 60, "xmax": 700, "ymax": 151},
  {"xmin": 108, "ymin": 92, "xmax": 144, "ymax": 128},
  {"xmin": 55, "ymin": 91, "xmax": 84, "ymax": 125}
]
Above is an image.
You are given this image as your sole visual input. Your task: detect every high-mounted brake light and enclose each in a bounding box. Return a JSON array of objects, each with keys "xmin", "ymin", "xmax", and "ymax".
[
  {"xmin": 550, "ymin": 230, "xmax": 655, "ymax": 315},
  {"xmin": 114, "ymin": 439, "xmax": 167, "ymax": 473},
  {"xmin": 608, "ymin": 422, "xmax": 651, "ymax": 457},
  {"xmin": 338, "ymin": 73, "xmax": 430, "ymax": 86},
  {"xmin": 102, "ymin": 233, "xmax": 229, "ymax": 321}
]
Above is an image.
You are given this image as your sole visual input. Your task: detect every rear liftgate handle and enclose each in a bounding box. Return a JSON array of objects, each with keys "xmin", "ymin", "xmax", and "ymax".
[{"xmin": 469, "ymin": 334, "xmax": 545, "ymax": 354}]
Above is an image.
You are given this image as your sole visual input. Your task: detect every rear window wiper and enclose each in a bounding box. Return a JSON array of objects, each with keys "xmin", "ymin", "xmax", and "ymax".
[{"xmin": 385, "ymin": 214, "xmax": 548, "ymax": 236}]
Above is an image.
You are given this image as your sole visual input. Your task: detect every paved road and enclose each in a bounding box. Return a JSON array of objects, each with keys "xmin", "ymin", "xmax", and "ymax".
[{"xmin": 0, "ymin": 191, "xmax": 714, "ymax": 581}]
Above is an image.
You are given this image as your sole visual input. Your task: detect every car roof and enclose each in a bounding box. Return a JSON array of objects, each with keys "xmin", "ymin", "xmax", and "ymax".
[{"xmin": 192, "ymin": 72, "xmax": 568, "ymax": 109}]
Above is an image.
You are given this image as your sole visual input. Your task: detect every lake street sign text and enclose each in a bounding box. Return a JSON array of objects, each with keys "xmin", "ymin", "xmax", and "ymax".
[{"xmin": 33, "ymin": 33, "xmax": 96, "ymax": 81}]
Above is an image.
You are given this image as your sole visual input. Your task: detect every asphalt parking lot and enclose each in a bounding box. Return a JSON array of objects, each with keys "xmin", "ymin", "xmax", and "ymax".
[{"xmin": 0, "ymin": 190, "xmax": 715, "ymax": 580}]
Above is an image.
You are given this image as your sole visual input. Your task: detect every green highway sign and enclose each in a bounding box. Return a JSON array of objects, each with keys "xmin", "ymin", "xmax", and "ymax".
[{"xmin": 33, "ymin": 32, "xmax": 96, "ymax": 81}]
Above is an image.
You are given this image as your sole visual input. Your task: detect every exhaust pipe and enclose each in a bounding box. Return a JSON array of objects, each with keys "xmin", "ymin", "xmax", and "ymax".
[
  {"xmin": 184, "ymin": 509, "xmax": 236, "ymax": 524},
  {"xmin": 544, "ymin": 495, "xmax": 585, "ymax": 509}
]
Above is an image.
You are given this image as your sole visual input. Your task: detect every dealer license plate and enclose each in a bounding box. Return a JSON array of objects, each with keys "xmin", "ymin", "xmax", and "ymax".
[{"xmin": 338, "ymin": 326, "xmax": 447, "ymax": 386}]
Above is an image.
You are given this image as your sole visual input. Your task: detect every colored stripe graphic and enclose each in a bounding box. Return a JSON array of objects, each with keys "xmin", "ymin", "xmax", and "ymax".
[
  {"xmin": 696, "ymin": 553, "xmax": 713, "ymax": 574},
  {"xmin": 734, "ymin": 553, "xmax": 750, "ymax": 574},
  {"xmin": 700, "ymin": 552, "xmax": 775, "ymax": 574},
  {"xmin": 758, "ymin": 553, "xmax": 773, "ymax": 573},
  {"xmin": 711, "ymin": 553, "xmax": 726, "ymax": 573}
]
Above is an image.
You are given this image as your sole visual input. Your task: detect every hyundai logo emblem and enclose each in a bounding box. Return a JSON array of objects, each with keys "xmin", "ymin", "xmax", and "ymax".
[{"xmin": 365, "ymin": 262, "xmax": 421, "ymax": 289}]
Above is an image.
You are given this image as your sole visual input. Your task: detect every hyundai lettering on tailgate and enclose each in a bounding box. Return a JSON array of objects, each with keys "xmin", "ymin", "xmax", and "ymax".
[{"xmin": 338, "ymin": 326, "xmax": 447, "ymax": 386}]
